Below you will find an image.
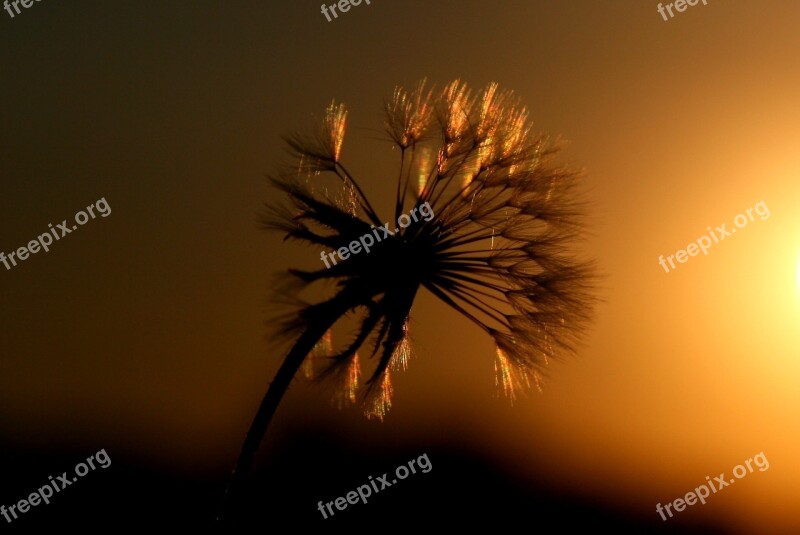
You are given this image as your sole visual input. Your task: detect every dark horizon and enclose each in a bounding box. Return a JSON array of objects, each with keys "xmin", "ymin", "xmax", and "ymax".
[{"xmin": 2, "ymin": 0, "xmax": 799, "ymax": 531}]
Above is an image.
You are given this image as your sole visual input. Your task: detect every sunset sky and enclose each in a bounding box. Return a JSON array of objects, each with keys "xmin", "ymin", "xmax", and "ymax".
[{"xmin": 2, "ymin": 1, "xmax": 799, "ymax": 530}]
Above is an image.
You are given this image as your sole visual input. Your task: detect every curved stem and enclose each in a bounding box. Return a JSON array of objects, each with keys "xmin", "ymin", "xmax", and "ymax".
[{"xmin": 217, "ymin": 294, "xmax": 355, "ymax": 526}]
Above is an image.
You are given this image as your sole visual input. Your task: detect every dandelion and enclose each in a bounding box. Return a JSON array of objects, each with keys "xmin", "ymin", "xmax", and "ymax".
[{"xmin": 220, "ymin": 80, "xmax": 597, "ymax": 523}]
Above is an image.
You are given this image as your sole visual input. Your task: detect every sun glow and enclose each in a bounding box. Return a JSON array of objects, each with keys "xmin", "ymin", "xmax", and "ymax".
[{"xmin": 797, "ymin": 256, "xmax": 800, "ymax": 291}]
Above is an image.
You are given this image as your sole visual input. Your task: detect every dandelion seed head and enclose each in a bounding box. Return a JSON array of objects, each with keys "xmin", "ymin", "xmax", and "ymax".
[{"xmin": 266, "ymin": 79, "xmax": 596, "ymax": 419}]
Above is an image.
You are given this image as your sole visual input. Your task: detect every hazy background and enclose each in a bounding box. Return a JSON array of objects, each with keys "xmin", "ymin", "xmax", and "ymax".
[{"xmin": 2, "ymin": 0, "xmax": 799, "ymax": 530}]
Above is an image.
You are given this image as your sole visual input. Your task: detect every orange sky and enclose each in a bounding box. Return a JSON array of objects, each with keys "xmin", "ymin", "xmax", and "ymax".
[{"xmin": 2, "ymin": 1, "xmax": 799, "ymax": 531}]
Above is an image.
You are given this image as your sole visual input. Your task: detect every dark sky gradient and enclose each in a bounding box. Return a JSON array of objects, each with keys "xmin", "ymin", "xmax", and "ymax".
[{"xmin": 2, "ymin": 1, "xmax": 799, "ymax": 531}]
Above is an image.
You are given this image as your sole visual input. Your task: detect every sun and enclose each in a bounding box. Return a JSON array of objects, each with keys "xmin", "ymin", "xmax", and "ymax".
[{"xmin": 794, "ymin": 254, "xmax": 800, "ymax": 291}]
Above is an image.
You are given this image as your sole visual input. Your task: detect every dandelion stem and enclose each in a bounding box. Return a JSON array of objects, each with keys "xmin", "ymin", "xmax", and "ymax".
[{"xmin": 218, "ymin": 293, "xmax": 357, "ymax": 526}]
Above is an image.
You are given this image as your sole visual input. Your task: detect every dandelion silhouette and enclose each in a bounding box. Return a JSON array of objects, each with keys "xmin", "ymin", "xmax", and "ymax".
[{"xmin": 220, "ymin": 80, "xmax": 596, "ymax": 523}]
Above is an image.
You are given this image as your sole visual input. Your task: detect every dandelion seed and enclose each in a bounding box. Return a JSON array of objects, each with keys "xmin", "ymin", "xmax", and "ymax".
[
  {"xmin": 416, "ymin": 146, "xmax": 433, "ymax": 196},
  {"xmin": 301, "ymin": 356, "xmax": 314, "ymax": 380},
  {"xmin": 325, "ymin": 101, "xmax": 347, "ymax": 162},
  {"xmin": 332, "ymin": 353, "xmax": 361, "ymax": 408},
  {"xmin": 442, "ymin": 80, "xmax": 470, "ymax": 143},
  {"xmin": 494, "ymin": 346, "xmax": 530, "ymax": 402},
  {"xmin": 384, "ymin": 79, "xmax": 433, "ymax": 148},
  {"xmin": 303, "ymin": 329, "xmax": 333, "ymax": 379},
  {"xmin": 364, "ymin": 371, "xmax": 393, "ymax": 421},
  {"xmin": 389, "ymin": 322, "xmax": 411, "ymax": 372}
]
